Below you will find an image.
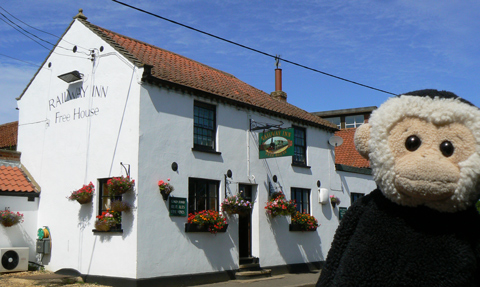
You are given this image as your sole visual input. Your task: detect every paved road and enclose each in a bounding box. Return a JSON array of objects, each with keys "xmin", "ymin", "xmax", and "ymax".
[{"xmin": 195, "ymin": 271, "xmax": 320, "ymax": 287}]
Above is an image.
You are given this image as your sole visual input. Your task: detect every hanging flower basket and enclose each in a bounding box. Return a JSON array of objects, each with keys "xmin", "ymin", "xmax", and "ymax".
[
  {"xmin": 265, "ymin": 192, "xmax": 296, "ymax": 217},
  {"xmin": 221, "ymin": 195, "xmax": 252, "ymax": 216},
  {"xmin": 290, "ymin": 212, "xmax": 319, "ymax": 232},
  {"xmin": 68, "ymin": 182, "xmax": 95, "ymax": 204},
  {"xmin": 110, "ymin": 200, "xmax": 132, "ymax": 212},
  {"xmin": 330, "ymin": 195, "xmax": 340, "ymax": 207},
  {"xmin": 106, "ymin": 176, "xmax": 135, "ymax": 196},
  {"xmin": 158, "ymin": 179, "xmax": 174, "ymax": 200},
  {"xmin": 187, "ymin": 210, "xmax": 228, "ymax": 234},
  {"xmin": 0, "ymin": 210, "xmax": 24, "ymax": 227}
]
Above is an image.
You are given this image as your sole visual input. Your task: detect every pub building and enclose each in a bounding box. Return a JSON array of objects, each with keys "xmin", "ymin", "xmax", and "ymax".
[{"xmin": 8, "ymin": 9, "xmax": 376, "ymax": 286}]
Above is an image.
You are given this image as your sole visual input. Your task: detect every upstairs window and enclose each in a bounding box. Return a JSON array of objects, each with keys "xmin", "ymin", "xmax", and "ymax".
[
  {"xmin": 291, "ymin": 188, "xmax": 310, "ymax": 214},
  {"xmin": 293, "ymin": 126, "xmax": 307, "ymax": 166},
  {"xmin": 345, "ymin": 115, "xmax": 364, "ymax": 128},
  {"xmin": 325, "ymin": 117, "xmax": 341, "ymax": 129},
  {"xmin": 194, "ymin": 101, "xmax": 216, "ymax": 151},
  {"xmin": 188, "ymin": 178, "xmax": 219, "ymax": 214}
]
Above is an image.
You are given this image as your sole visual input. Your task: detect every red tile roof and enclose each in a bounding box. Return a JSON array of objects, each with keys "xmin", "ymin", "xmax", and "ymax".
[
  {"xmin": 0, "ymin": 121, "xmax": 18, "ymax": 149},
  {"xmin": 0, "ymin": 165, "xmax": 37, "ymax": 193},
  {"xmin": 335, "ymin": 128, "xmax": 370, "ymax": 169},
  {"xmin": 80, "ymin": 20, "xmax": 337, "ymax": 131}
]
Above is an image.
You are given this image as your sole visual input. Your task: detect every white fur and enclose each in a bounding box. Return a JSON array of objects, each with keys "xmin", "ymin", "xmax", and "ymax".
[{"xmin": 368, "ymin": 95, "xmax": 480, "ymax": 212}]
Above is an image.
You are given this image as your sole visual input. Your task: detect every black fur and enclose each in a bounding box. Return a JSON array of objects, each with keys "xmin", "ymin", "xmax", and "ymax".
[
  {"xmin": 317, "ymin": 189, "xmax": 480, "ymax": 287},
  {"xmin": 401, "ymin": 89, "xmax": 475, "ymax": 106}
]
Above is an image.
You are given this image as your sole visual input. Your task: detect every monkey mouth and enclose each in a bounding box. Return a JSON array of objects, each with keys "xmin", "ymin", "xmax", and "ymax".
[{"xmin": 395, "ymin": 176, "xmax": 456, "ymax": 201}]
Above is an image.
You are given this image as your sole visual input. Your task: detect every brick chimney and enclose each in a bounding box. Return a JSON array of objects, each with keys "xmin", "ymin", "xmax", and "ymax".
[{"xmin": 270, "ymin": 68, "xmax": 287, "ymax": 102}]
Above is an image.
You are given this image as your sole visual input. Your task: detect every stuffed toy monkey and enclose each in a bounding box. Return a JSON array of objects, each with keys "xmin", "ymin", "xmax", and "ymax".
[{"xmin": 317, "ymin": 89, "xmax": 480, "ymax": 286}]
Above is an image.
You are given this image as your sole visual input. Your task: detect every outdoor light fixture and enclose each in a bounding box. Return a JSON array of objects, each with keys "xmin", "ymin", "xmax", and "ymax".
[
  {"xmin": 171, "ymin": 162, "xmax": 178, "ymax": 172},
  {"xmin": 226, "ymin": 170, "xmax": 233, "ymax": 178},
  {"xmin": 58, "ymin": 70, "xmax": 83, "ymax": 83}
]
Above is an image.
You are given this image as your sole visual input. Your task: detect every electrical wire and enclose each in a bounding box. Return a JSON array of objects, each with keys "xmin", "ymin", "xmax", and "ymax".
[
  {"xmin": 0, "ymin": 53, "xmax": 43, "ymax": 68},
  {"xmin": 111, "ymin": 0, "xmax": 397, "ymax": 96},
  {"xmin": 0, "ymin": 12, "xmax": 57, "ymax": 47},
  {"xmin": 0, "ymin": 6, "xmax": 92, "ymax": 54},
  {"xmin": 0, "ymin": 16, "xmax": 51, "ymax": 51}
]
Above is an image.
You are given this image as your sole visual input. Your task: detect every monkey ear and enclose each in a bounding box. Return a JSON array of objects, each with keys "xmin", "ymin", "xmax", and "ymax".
[{"xmin": 354, "ymin": 123, "xmax": 371, "ymax": 160}]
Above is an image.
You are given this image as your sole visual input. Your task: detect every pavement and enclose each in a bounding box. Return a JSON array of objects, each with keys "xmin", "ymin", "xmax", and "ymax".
[
  {"xmin": 0, "ymin": 270, "xmax": 320, "ymax": 287},
  {"xmin": 194, "ymin": 271, "xmax": 320, "ymax": 287}
]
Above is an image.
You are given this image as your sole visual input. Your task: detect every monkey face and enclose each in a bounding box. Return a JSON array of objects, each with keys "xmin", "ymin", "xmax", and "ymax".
[
  {"xmin": 389, "ymin": 117, "xmax": 476, "ymax": 202},
  {"xmin": 355, "ymin": 94, "xmax": 480, "ymax": 212}
]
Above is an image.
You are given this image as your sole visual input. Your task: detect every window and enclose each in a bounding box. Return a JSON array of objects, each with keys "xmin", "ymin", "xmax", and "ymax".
[
  {"xmin": 194, "ymin": 101, "xmax": 216, "ymax": 151},
  {"xmin": 97, "ymin": 178, "xmax": 122, "ymax": 230},
  {"xmin": 188, "ymin": 178, "xmax": 219, "ymax": 214},
  {"xmin": 351, "ymin": 192, "xmax": 364, "ymax": 204},
  {"xmin": 293, "ymin": 126, "xmax": 307, "ymax": 166},
  {"xmin": 325, "ymin": 117, "xmax": 341, "ymax": 129},
  {"xmin": 291, "ymin": 188, "xmax": 310, "ymax": 214},
  {"xmin": 345, "ymin": 115, "xmax": 364, "ymax": 128}
]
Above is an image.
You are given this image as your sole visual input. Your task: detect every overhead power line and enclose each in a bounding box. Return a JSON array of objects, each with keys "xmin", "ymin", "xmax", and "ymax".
[
  {"xmin": 111, "ymin": 0, "xmax": 397, "ymax": 96},
  {"xmin": 0, "ymin": 5, "xmax": 91, "ymax": 54},
  {"xmin": 0, "ymin": 53, "xmax": 42, "ymax": 67}
]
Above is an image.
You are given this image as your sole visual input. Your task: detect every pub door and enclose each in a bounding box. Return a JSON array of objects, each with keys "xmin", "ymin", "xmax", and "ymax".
[{"xmin": 238, "ymin": 184, "xmax": 253, "ymax": 259}]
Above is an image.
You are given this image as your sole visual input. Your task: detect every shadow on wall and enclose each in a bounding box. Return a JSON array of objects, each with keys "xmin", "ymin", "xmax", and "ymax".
[
  {"xmin": 0, "ymin": 224, "xmax": 35, "ymax": 249},
  {"xmin": 269, "ymin": 215, "xmax": 324, "ymax": 267},
  {"xmin": 168, "ymin": 212, "xmax": 238, "ymax": 272},
  {"xmin": 322, "ymin": 199, "xmax": 334, "ymax": 221}
]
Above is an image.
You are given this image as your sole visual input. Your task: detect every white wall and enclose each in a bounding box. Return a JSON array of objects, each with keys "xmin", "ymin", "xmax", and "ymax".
[
  {"xmin": 0, "ymin": 196, "xmax": 39, "ymax": 261},
  {"xmin": 136, "ymin": 83, "xmax": 339, "ymax": 278},
  {"xmin": 17, "ymin": 20, "xmax": 141, "ymax": 277}
]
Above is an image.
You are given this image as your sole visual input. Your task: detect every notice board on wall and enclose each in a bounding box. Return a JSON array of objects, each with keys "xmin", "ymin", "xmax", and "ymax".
[{"xmin": 169, "ymin": 197, "xmax": 187, "ymax": 217}]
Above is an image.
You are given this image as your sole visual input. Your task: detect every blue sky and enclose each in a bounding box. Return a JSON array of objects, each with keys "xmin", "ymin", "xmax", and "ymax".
[{"xmin": 1, "ymin": 0, "xmax": 480, "ymax": 124}]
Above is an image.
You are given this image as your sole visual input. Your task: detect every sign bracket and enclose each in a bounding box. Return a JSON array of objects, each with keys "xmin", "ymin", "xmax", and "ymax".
[{"xmin": 250, "ymin": 119, "xmax": 284, "ymax": 131}]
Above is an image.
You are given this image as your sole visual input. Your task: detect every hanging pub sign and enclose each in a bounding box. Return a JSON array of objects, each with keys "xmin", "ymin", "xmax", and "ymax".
[{"xmin": 259, "ymin": 128, "xmax": 294, "ymax": 159}]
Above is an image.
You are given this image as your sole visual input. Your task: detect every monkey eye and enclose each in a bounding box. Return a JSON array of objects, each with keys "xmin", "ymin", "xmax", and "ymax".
[
  {"xmin": 440, "ymin": 141, "xmax": 454, "ymax": 157},
  {"xmin": 405, "ymin": 135, "xmax": 421, "ymax": 151}
]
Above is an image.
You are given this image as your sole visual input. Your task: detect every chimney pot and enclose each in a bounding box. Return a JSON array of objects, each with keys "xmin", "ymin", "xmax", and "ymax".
[
  {"xmin": 271, "ymin": 68, "xmax": 287, "ymax": 101},
  {"xmin": 275, "ymin": 68, "xmax": 282, "ymax": 91}
]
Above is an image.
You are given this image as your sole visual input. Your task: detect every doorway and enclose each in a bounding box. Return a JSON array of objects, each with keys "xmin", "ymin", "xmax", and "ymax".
[{"xmin": 238, "ymin": 184, "xmax": 253, "ymax": 259}]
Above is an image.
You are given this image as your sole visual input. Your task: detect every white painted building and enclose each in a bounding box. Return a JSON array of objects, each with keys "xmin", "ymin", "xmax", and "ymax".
[
  {"xmin": 13, "ymin": 10, "xmax": 367, "ymax": 286},
  {"xmin": 0, "ymin": 149, "xmax": 40, "ymax": 270}
]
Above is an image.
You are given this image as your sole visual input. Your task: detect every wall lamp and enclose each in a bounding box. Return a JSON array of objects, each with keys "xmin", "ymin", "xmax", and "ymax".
[{"xmin": 58, "ymin": 70, "xmax": 83, "ymax": 83}]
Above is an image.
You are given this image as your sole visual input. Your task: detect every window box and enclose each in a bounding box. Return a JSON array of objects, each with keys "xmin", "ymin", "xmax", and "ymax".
[
  {"xmin": 289, "ymin": 223, "xmax": 317, "ymax": 232},
  {"xmin": 92, "ymin": 228, "xmax": 123, "ymax": 234},
  {"xmin": 185, "ymin": 223, "xmax": 228, "ymax": 233}
]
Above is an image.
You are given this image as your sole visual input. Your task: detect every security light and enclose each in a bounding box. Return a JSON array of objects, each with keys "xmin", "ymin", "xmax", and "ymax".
[{"xmin": 58, "ymin": 70, "xmax": 83, "ymax": 83}]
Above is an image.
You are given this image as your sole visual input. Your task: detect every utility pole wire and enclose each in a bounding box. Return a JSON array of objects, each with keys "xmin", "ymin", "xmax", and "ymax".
[{"xmin": 111, "ymin": 0, "xmax": 397, "ymax": 96}]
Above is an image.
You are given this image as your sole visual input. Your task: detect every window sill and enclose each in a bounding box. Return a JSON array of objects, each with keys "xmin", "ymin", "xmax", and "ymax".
[
  {"xmin": 92, "ymin": 229, "xmax": 123, "ymax": 234},
  {"xmin": 191, "ymin": 147, "xmax": 222, "ymax": 155},
  {"xmin": 185, "ymin": 223, "xmax": 228, "ymax": 233},
  {"xmin": 289, "ymin": 224, "xmax": 317, "ymax": 232},
  {"xmin": 291, "ymin": 163, "xmax": 311, "ymax": 169}
]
